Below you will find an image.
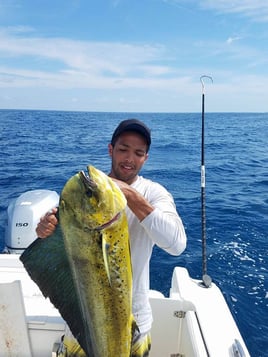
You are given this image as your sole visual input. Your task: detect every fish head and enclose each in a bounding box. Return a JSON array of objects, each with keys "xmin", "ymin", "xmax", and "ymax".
[{"xmin": 60, "ymin": 165, "xmax": 127, "ymax": 230}]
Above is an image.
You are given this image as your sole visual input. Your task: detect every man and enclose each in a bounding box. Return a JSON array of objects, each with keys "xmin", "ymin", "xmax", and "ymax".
[{"xmin": 36, "ymin": 119, "xmax": 187, "ymax": 356}]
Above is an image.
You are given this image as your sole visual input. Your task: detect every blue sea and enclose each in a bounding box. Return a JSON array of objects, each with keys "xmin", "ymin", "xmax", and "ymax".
[{"xmin": 0, "ymin": 110, "xmax": 267, "ymax": 356}]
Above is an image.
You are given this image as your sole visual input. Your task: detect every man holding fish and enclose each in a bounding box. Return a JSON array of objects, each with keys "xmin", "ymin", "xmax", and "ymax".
[{"xmin": 36, "ymin": 119, "xmax": 187, "ymax": 356}]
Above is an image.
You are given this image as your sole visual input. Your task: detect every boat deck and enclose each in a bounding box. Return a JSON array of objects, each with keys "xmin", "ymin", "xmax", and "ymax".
[{"xmin": 0, "ymin": 254, "xmax": 250, "ymax": 357}]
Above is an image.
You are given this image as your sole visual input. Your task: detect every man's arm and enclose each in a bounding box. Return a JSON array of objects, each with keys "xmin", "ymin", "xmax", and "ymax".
[{"xmin": 112, "ymin": 177, "xmax": 187, "ymax": 256}]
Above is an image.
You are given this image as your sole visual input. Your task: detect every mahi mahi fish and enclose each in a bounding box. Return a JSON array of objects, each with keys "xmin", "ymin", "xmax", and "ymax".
[{"xmin": 20, "ymin": 165, "xmax": 136, "ymax": 356}]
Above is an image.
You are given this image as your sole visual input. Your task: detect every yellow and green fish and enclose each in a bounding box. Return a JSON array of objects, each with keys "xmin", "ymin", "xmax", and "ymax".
[{"xmin": 21, "ymin": 165, "xmax": 136, "ymax": 356}]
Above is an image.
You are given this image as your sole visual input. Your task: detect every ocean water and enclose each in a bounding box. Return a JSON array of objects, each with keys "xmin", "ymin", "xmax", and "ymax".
[{"xmin": 0, "ymin": 110, "xmax": 267, "ymax": 356}]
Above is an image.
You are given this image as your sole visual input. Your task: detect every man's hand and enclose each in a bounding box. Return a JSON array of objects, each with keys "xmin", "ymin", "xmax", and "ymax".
[
  {"xmin": 36, "ymin": 207, "xmax": 58, "ymax": 238},
  {"xmin": 111, "ymin": 178, "xmax": 154, "ymax": 221}
]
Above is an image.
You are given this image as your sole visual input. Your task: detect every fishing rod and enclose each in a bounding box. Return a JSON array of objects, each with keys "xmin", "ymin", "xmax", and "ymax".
[{"xmin": 200, "ymin": 75, "xmax": 213, "ymax": 288}]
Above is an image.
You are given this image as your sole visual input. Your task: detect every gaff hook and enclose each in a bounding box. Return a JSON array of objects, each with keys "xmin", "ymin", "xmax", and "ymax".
[{"xmin": 200, "ymin": 75, "xmax": 213, "ymax": 94}]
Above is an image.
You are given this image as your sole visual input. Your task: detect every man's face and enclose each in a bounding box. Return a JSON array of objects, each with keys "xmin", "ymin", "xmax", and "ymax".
[{"xmin": 108, "ymin": 132, "xmax": 148, "ymax": 184}]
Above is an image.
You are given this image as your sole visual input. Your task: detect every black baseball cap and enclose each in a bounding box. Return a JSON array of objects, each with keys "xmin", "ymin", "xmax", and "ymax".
[{"xmin": 111, "ymin": 119, "xmax": 151, "ymax": 151}]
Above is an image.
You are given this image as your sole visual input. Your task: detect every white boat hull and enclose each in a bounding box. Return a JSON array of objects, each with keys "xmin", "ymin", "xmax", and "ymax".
[
  {"xmin": 150, "ymin": 267, "xmax": 249, "ymax": 356},
  {"xmin": 0, "ymin": 254, "xmax": 250, "ymax": 357}
]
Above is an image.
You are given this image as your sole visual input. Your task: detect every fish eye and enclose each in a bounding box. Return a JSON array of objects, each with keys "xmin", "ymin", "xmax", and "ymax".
[{"xmin": 85, "ymin": 189, "xmax": 93, "ymax": 198}]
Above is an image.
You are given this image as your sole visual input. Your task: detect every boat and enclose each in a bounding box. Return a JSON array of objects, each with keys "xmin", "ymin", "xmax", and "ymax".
[{"xmin": 0, "ymin": 189, "xmax": 250, "ymax": 356}]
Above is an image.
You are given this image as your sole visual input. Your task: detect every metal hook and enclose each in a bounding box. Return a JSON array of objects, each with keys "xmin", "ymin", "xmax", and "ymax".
[{"xmin": 200, "ymin": 75, "xmax": 213, "ymax": 94}]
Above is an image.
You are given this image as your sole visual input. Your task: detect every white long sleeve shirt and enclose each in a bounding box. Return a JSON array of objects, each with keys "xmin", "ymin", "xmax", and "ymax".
[{"xmin": 126, "ymin": 175, "xmax": 187, "ymax": 334}]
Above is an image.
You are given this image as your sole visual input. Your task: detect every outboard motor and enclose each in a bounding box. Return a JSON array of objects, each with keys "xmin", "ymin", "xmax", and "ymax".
[{"xmin": 4, "ymin": 190, "xmax": 59, "ymax": 254}]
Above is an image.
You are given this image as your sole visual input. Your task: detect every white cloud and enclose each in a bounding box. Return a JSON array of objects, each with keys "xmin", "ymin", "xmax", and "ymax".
[
  {"xmin": 0, "ymin": 28, "xmax": 169, "ymax": 78},
  {"xmin": 0, "ymin": 19, "xmax": 268, "ymax": 112},
  {"xmin": 168, "ymin": 0, "xmax": 268, "ymax": 22},
  {"xmin": 0, "ymin": 28, "xmax": 185, "ymax": 91},
  {"xmin": 226, "ymin": 36, "xmax": 242, "ymax": 44},
  {"xmin": 200, "ymin": 0, "xmax": 268, "ymax": 22}
]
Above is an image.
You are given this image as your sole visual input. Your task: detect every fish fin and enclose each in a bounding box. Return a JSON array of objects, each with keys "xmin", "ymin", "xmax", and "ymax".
[
  {"xmin": 102, "ymin": 234, "xmax": 111, "ymax": 286},
  {"xmin": 20, "ymin": 225, "xmax": 91, "ymax": 355}
]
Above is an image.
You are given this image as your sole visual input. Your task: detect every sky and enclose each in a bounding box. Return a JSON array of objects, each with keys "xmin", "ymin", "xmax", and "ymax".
[{"xmin": 0, "ymin": 0, "xmax": 268, "ymax": 113}]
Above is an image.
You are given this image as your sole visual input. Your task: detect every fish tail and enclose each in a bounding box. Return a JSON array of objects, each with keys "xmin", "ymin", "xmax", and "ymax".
[
  {"xmin": 131, "ymin": 319, "xmax": 151, "ymax": 357},
  {"xmin": 57, "ymin": 327, "xmax": 87, "ymax": 357}
]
